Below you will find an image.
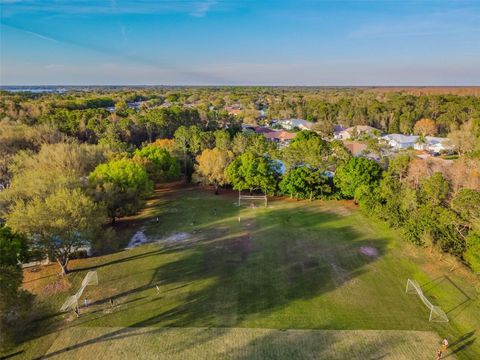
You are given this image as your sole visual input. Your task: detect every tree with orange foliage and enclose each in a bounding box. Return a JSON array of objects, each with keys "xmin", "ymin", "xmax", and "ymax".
[{"xmin": 413, "ymin": 118, "xmax": 437, "ymax": 136}]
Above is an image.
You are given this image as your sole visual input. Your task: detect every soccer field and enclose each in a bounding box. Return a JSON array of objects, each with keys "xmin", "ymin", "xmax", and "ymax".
[{"xmin": 4, "ymin": 185, "xmax": 479, "ymax": 359}]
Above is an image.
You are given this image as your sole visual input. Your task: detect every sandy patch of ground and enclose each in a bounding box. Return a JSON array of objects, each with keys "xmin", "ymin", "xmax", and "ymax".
[
  {"xmin": 125, "ymin": 227, "xmax": 148, "ymax": 249},
  {"xmin": 164, "ymin": 232, "xmax": 191, "ymax": 243},
  {"xmin": 43, "ymin": 276, "xmax": 71, "ymax": 295}
]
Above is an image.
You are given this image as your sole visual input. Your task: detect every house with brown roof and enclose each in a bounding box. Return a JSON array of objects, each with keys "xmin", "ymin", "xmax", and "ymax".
[
  {"xmin": 335, "ymin": 125, "xmax": 381, "ymax": 140},
  {"xmin": 264, "ymin": 130, "xmax": 297, "ymax": 148}
]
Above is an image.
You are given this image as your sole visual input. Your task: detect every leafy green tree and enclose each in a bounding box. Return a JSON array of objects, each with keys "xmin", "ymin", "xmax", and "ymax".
[
  {"xmin": 0, "ymin": 224, "xmax": 29, "ymax": 332},
  {"xmin": 89, "ymin": 158, "xmax": 153, "ymax": 223},
  {"xmin": 6, "ymin": 188, "xmax": 105, "ymax": 274},
  {"xmin": 464, "ymin": 231, "xmax": 480, "ymax": 273},
  {"xmin": 388, "ymin": 153, "xmax": 411, "ymax": 180},
  {"xmin": 282, "ymin": 136, "xmax": 331, "ymax": 171},
  {"xmin": 279, "ymin": 166, "xmax": 332, "ymax": 200},
  {"xmin": 134, "ymin": 144, "xmax": 180, "ymax": 182},
  {"xmin": 194, "ymin": 148, "xmax": 234, "ymax": 194},
  {"xmin": 419, "ymin": 172, "xmax": 450, "ymax": 206},
  {"xmin": 451, "ymin": 189, "xmax": 480, "ymax": 228},
  {"xmin": 334, "ymin": 157, "xmax": 382, "ymax": 198},
  {"xmin": 174, "ymin": 125, "xmax": 191, "ymax": 180},
  {"xmin": 290, "ymin": 130, "xmax": 321, "ymax": 143},
  {"xmin": 214, "ymin": 129, "xmax": 231, "ymax": 151},
  {"xmin": 0, "ymin": 224, "xmax": 28, "ymax": 266},
  {"xmin": 0, "ymin": 142, "xmax": 108, "ymax": 211},
  {"xmin": 226, "ymin": 152, "xmax": 279, "ymax": 194}
]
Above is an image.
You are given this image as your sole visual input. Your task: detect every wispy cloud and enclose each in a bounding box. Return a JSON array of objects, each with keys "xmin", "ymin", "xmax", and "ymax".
[
  {"xmin": 190, "ymin": 0, "xmax": 217, "ymax": 17},
  {"xmin": 0, "ymin": 0, "xmax": 226, "ymax": 17},
  {"xmin": 16, "ymin": 27, "xmax": 60, "ymax": 42},
  {"xmin": 0, "ymin": 21, "xmax": 227, "ymax": 84}
]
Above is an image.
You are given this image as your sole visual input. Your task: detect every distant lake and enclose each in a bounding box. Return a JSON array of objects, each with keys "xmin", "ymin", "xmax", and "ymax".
[{"xmin": 0, "ymin": 86, "xmax": 67, "ymax": 93}]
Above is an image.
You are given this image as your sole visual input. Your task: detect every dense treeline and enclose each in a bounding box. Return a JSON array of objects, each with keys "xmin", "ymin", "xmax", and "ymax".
[
  {"xmin": 1, "ymin": 87, "xmax": 480, "ymax": 349},
  {"xmin": 2, "ymin": 87, "xmax": 480, "ymax": 138}
]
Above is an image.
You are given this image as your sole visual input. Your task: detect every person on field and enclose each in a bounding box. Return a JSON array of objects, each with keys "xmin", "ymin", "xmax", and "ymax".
[
  {"xmin": 436, "ymin": 349, "xmax": 442, "ymax": 359},
  {"xmin": 442, "ymin": 339, "xmax": 448, "ymax": 352}
]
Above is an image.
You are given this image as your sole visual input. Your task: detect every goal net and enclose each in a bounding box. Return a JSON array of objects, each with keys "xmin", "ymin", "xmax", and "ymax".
[
  {"xmin": 60, "ymin": 271, "xmax": 98, "ymax": 312},
  {"xmin": 405, "ymin": 279, "xmax": 449, "ymax": 322},
  {"xmin": 238, "ymin": 191, "xmax": 267, "ymax": 208}
]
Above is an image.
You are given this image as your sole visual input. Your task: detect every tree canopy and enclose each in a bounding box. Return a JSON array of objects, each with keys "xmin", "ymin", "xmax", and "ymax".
[
  {"xmin": 89, "ymin": 158, "xmax": 153, "ymax": 222},
  {"xmin": 334, "ymin": 157, "xmax": 383, "ymax": 198}
]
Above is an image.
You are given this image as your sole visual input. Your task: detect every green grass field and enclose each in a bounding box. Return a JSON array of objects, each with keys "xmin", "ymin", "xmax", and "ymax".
[{"xmin": 2, "ymin": 184, "xmax": 479, "ymax": 359}]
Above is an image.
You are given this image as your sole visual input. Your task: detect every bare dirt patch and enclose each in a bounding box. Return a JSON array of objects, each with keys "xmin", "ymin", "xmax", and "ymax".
[
  {"xmin": 43, "ymin": 276, "xmax": 71, "ymax": 295},
  {"xmin": 164, "ymin": 232, "xmax": 191, "ymax": 243},
  {"xmin": 126, "ymin": 227, "xmax": 148, "ymax": 249}
]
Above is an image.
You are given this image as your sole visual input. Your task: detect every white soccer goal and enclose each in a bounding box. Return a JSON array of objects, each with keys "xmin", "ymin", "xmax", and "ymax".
[
  {"xmin": 238, "ymin": 190, "xmax": 267, "ymax": 208},
  {"xmin": 405, "ymin": 279, "xmax": 449, "ymax": 322},
  {"xmin": 60, "ymin": 271, "xmax": 98, "ymax": 312}
]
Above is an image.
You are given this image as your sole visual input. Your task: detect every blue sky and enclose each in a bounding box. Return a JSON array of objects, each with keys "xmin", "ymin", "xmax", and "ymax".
[{"xmin": 1, "ymin": 0, "xmax": 479, "ymax": 85}]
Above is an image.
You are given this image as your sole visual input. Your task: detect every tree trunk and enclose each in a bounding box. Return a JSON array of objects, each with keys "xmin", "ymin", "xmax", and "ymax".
[
  {"xmin": 111, "ymin": 216, "xmax": 116, "ymax": 225},
  {"xmin": 214, "ymin": 182, "xmax": 219, "ymax": 195},
  {"xmin": 57, "ymin": 257, "xmax": 69, "ymax": 275},
  {"xmin": 183, "ymin": 151, "xmax": 188, "ymax": 183}
]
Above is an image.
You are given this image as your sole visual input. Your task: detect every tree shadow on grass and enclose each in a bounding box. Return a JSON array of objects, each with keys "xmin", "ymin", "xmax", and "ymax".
[{"xmin": 29, "ymin": 205, "xmax": 392, "ymax": 359}]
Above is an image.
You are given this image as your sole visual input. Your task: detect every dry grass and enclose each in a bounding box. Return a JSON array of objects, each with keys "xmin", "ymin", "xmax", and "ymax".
[{"xmin": 43, "ymin": 327, "xmax": 448, "ymax": 360}]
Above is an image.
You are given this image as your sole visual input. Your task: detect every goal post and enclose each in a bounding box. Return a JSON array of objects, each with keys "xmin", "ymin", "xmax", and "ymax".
[
  {"xmin": 405, "ymin": 279, "xmax": 449, "ymax": 322},
  {"xmin": 238, "ymin": 190, "xmax": 267, "ymax": 208},
  {"xmin": 60, "ymin": 271, "xmax": 98, "ymax": 312}
]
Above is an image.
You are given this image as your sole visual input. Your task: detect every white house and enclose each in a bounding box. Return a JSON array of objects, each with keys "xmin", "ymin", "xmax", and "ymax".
[
  {"xmin": 382, "ymin": 134, "xmax": 419, "ymax": 149},
  {"xmin": 382, "ymin": 134, "xmax": 453, "ymax": 153},
  {"xmin": 278, "ymin": 119, "xmax": 314, "ymax": 131},
  {"xmin": 335, "ymin": 125, "xmax": 380, "ymax": 140},
  {"xmin": 424, "ymin": 136, "xmax": 454, "ymax": 153}
]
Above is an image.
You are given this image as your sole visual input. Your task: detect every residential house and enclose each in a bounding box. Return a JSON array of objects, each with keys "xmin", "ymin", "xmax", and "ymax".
[
  {"xmin": 382, "ymin": 134, "xmax": 419, "ymax": 149},
  {"xmin": 225, "ymin": 104, "xmax": 242, "ymax": 116},
  {"xmin": 383, "ymin": 134, "xmax": 453, "ymax": 153},
  {"xmin": 344, "ymin": 142, "xmax": 368, "ymax": 157},
  {"xmin": 264, "ymin": 130, "xmax": 297, "ymax": 148},
  {"xmin": 344, "ymin": 141, "xmax": 381, "ymax": 161},
  {"xmin": 335, "ymin": 125, "xmax": 380, "ymax": 140},
  {"xmin": 278, "ymin": 118, "xmax": 314, "ymax": 131},
  {"xmin": 423, "ymin": 136, "xmax": 454, "ymax": 153}
]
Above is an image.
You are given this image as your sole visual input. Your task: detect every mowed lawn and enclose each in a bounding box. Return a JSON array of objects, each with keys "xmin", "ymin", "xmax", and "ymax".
[{"xmin": 3, "ymin": 184, "xmax": 479, "ymax": 359}]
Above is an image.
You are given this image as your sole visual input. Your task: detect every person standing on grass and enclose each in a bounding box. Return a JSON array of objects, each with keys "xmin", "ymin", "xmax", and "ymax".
[
  {"xmin": 436, "ymin": 349, "xmax": 442, "ymax": 359},
  {"xmin": 442, "ymin": 339, "xmax": 448, "ymax": 352}
]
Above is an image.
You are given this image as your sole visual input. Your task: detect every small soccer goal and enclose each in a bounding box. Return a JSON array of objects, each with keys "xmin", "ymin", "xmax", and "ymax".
[
  {"xmin": 238, "ymin": 191, "xmax": 268, "ymax": 208},
  {"xmin": 405, "ymin": 279, "xmax": 449, "ymax": 322},
  {"xmin": 60, "ymin": 271, "xmax": 98, "ymax": 312}
]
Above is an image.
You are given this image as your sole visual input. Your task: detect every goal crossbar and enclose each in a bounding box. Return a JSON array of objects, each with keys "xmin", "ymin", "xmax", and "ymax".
[{"xmin": 405, "ymin": 279, "xmax": 448, "ymax": 322}]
